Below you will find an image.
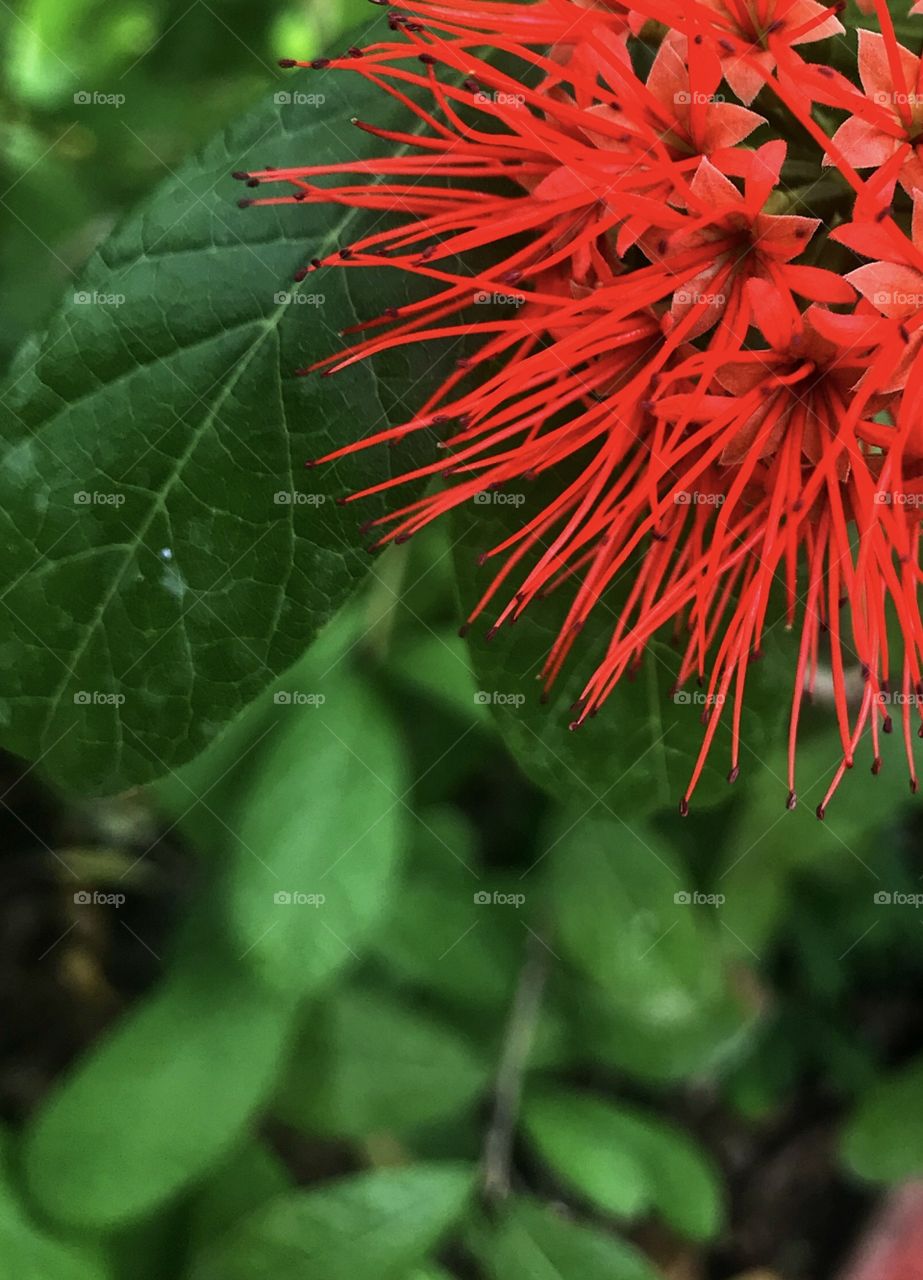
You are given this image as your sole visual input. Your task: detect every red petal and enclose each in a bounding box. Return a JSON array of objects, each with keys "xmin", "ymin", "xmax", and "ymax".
[
  {"xmin": 745, "ymin": 139, "xmax": 786, "ymax": 211},
  {"xmin": 754, "ymin": 213, "xmax": 820, "ymax": 261},
  {"xmin": 701, "ymin": 103, "xmax": 766, "ymax": 152},
  {"xmin": 783, "ymin": 264, "xmax": 856, "ymax": 303},
  {"xmin": 857, "ymin": 28, "xmax": 919, "ymax": 105},
  {"xmin": 827, "ymin": 116, "xmax": 902, "ymax": 171},
  {"xmin": 848, "ymin": 261, "xmax": 923, "ymax": 317},
  {"xmin": 748, "ymin": 278, "xmax": 798, "ymax": 350},
  {"xmin": 722, "ymin": 49, "xmax": 774, "ymax": 106}
]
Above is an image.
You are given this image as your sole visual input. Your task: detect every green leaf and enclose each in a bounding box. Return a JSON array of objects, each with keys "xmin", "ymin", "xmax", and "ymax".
[
  {"xmin": 523, "ymin": 1090, "xmax": 724, "ymax": 1241},
  {"xmin": 842, "ymin": 1055, "xmax": 923, "ymax": 1183},
  {"xmin": 0, "ymin": 1125, "xmax": 109, "ymax": 1280},
  {"xmin": 468, "ymin": 1196, "xmax": 663, "ymax": 1280},
  {"xmin": 23, "ymin": 941, "xmax": 296, "ymax": 1229},
  {"xmin": 188, "ymin": 1141, "xmax": 290, "ymax": 1253},
  {"xmin": 521, "ymin": 1092, "xmax": 650, "ymax": 1220},
  {"xmin": 546, "ymin": 810, "xmax": 750, "ymax": 1079},
  {"xmin": 275, "ymin": 986, "xmax": 488, "ymax": 1137},
  {"xmin": 717, "ymin": 730, "xmax": 909, "ymax": 962},
  {"xmin": 368, "ymin": 805, "xmax": 522, "ymax": 1016},
  {"xmin": 225, "ymin": 665, "xmax": 407, "ymax": 995},
  {"xmin": 0, "ymin": 24, "xmax": 441, "ymax": 794},
  {"xmin": 190, "ymin": 1163, "xmax": 475, "ymax": 1280},
  {"xmin": 453, "ymin": 496, "xmax": 796, "ymax": 814}
]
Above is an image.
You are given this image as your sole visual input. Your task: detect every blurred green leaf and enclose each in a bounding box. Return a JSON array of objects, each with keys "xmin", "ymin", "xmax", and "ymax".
[
  {"xmin": 188, "ymin": 1140, "xmax": 290, "ymax": 1254},
  {"xmin": 0, "ymin": 21, "xmax": 443, "ymax": 793},
  {"xmin": 523, "ymin": 1089, "xmax": 724, "ymax": 1241},
  {"xmin": 0, "ymin": 1124, "xmax": 109, "ymax": 1279},
  {"xmin": 468, "ymin": 1196, "xmax": 663, "ymax": 1280},
  {"xmin": 717, "ymin": 731, "xmax": 908, "ymax": 962},
  {"xmin": 367, "ymin": 802, "xmax": 524, "ymax": 1017},
  {"xmin": 547, "ymin": 810, "xmax": 752, "ymax": 1080},
  {"xmin": 225, "ymin": 665, "xmax": 407, "ymax": 995},
  {"xmin": 275, "ymin": 986, "xmax": 488, "ymax": 1138},
  {"xmin": 23, "ymin": 940, "xmax": 296, "ymax": 1229},
  {"xmin": 390, "ymin": 630, "xmax": 486, "ymax": 725},
  {"xmin": 190, "ymin": 1162, "xmax": 475, "ymax": 1280},
  {"xmin": 521, "ymin": 1091, "xmax": 650, "ymax": 1219},
  {"xmin": 842, "ymin": 1055, "xmax": 923, "ymax": 1183},
  {"xmin": 5, "ymin": 0, "xmax": 157, "ymax": 107}
]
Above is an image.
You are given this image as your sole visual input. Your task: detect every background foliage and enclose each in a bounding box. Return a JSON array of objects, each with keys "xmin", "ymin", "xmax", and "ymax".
[{"xmin": 1, "ymin": 1, "xmax": 922, "ymax": 1277}]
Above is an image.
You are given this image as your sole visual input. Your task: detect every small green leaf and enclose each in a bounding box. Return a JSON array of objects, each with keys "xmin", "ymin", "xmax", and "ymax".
[
  {"xmin": 225, "ymin": 666, "xmax": 407, "ymax": 994},
  {"xmin": 468, "ymin": 1196, "xmax": 663, "ymax": 1280},
  {"xmin": 0, "ymin": 20, "xmax": 441, "ymax": 793},
  {"xmin": 842, "ymin": 1055, "xmax": 923, "ymax": 1183},
  {"xmin": 190, "ymin": 1163, "xmax": 475, "ymax": 1280},
  {"xmin": 523, "ymin": 1089, "xmax": 724, "ymax": 1241},
  {"xmin": 521, "ymin": 1092, "xmax": 650, "ymax": 1220},
  {"xmin": 23, "ymin": 942, "xmax": 296, "ymax": 1229},
  {"xmin": 276, "ymin": 986, "xmax": 488, "ymax": 1137}
]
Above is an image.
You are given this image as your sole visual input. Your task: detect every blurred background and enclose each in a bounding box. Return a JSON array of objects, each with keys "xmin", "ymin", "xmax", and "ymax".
[{"xmin": 3, "ymin": 2, "xmax": 923, "ymax": 1279}]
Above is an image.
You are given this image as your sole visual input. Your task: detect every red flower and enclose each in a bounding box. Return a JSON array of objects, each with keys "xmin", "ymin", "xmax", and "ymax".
[
  {"xmin": 831, "ymin": 189, "xmax": 923, "ymax": 400},
  {"xmin": 657, "ymin": 142, "xmax": 851, "ymax": 339},
  {"xmin": 828, "ymin": 28, "xmax": 923, "ymax": 194},
  {"xmin": 238, "ymin": 0, "xmax": 923, "ymax": 815},
  {"xmin": 695, "ymin": 0, "xmax": 844, "ymax": 104}
]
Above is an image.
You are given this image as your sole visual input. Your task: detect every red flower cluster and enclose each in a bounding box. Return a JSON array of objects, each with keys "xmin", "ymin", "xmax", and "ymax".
[{"xmin": 239, "ymin": 0, "xmax": 923, "ymax": 816}]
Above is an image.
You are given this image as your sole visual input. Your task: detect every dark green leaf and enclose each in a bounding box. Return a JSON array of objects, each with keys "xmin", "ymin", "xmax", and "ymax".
[
  {"xmin": 188, "ymin": 1140, "xmax": 290, "ymax": 1253},
  {"xmin": 190, "ymin": 1163, "xmax": 475, "ymax": 1280},
  {"xmin": 0, "ymin": 23, "xmax": 440, "ymax": 793}
]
